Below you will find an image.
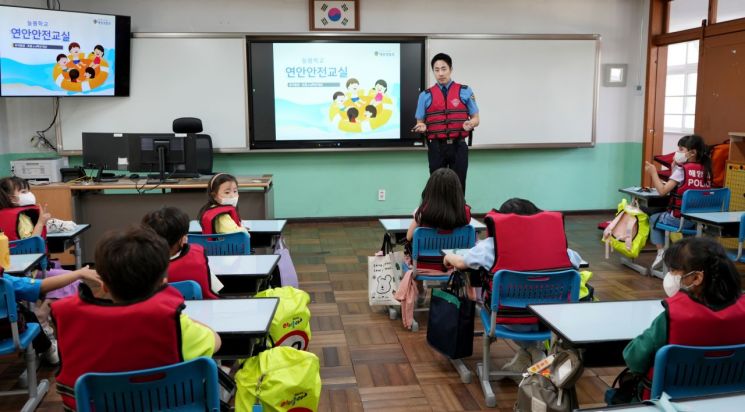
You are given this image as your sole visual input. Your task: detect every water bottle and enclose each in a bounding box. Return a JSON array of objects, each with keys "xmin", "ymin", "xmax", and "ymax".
[{"xmin": 0, "ymin": 231, "xmax": 9, "ymax": 270}]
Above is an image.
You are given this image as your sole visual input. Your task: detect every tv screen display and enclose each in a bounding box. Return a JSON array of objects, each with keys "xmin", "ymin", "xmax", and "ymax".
[
  {"xmin": 248, "ymin": 37, "xmax": 425, "ymax": 149},
  {"xmin": 0, "ymin": 5, "xmax": 130, "ymax": 96}
]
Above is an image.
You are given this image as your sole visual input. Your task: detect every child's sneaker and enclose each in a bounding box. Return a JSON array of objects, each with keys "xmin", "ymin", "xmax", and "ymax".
[
  {"xmin": 651, "ymin": 249, "xmax": 665, "ymax": 270},
  {"xmin": 501, "ymin": 348, "xmax": 531, "ymax": 384},
  {"xmin": 527, "ymin": 346, "xmax": 546, "ymax": 364},
  {"xmin": 44, "ymin": 340, "xmax": 60, "ymax": 365}
]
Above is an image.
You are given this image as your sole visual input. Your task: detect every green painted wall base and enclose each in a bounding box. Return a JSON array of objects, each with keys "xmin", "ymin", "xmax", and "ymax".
[{"xmin": 1, "ymin": 142, "xmax": 641, "ymax": 218}]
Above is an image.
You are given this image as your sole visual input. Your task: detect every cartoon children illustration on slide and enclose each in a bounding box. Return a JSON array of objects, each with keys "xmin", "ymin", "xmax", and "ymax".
[
  {"xmin": 326, "ymin": 76, "xmax": 395, "ymax": 134},
  {"xmin": 56, "ymin": 54, "xmax": 70, "ymax": 73},
  {"xmin": 345, "ymin": 78, "xmax": 366, "ymax": 107},
  {"xmin": 68, "ymin": 42, "xmax": 83, "ymax": 68},
  {"xmin": 90, "ymin": 45, "xmax": 104, "ymax": 69},
  {"xmin": 52, "ymin": 42, "xmax": 110, "ymax": 92}
]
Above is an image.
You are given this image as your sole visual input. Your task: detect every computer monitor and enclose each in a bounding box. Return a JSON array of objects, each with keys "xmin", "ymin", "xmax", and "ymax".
[
  {"xmin": 127, "ymin": 134, "xmax": 203, "ymax": 182},
  {"xmin": 127, "ymin": 134, "xmax": 189, "ymax": 183},
  {"xmin": 81, "ymin": 133, "xmax": 129, "ymax": 182}
]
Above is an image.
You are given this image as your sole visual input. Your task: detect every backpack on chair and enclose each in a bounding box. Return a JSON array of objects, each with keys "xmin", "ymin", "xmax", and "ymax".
[{"xmin": 601, "ymin": 198, "xmax": 649, "ymax": 259}]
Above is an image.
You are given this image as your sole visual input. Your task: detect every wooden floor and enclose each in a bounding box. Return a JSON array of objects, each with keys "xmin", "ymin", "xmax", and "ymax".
[{"xmin": 0, "ymin": 214, "xmax": 729, "ymax": 411}]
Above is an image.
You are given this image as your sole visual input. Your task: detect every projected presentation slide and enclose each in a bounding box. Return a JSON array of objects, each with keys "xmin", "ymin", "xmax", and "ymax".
[
  {"xmin": 0, "ymin": 7, "xmax": 116, "ymax": 96},
  {"xmin": 273, "ymin": 43, "xmax": 401, "ymax": 141}
]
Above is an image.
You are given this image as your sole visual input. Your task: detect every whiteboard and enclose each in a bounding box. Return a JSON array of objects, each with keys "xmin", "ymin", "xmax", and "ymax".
[
  {"xmin": 427, "ymin": 36, "xmax": 599, "ymax": 148},
  {"xmin": 59, "ymin": 36, "xmax": 248, "ymax": 151}
]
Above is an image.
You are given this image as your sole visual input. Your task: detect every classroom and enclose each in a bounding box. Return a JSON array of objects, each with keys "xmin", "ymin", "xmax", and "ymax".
[{"xmin": 0, "ymin": 0, "xmax": 744, "ymax": 410}]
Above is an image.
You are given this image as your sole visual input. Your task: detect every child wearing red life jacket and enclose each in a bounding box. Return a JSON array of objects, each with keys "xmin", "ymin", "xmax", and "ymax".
[
  {"xmin": 406, "ymin": 167, "xmax": 471, "ymax": 243},
  {"xmin": 623, "ymin": 237, "xmax": 745, "ymax": 401},
  {"xmin": 0, "ymin": 184, "xmax": 101, "ymax": 367},
  {"xmin": 142, "ymin": 206, "xmax": 222, "ymax": 299},
  {"xmin": 197, "ymin": 173, "xmax": 248, "ymax": 235},
  {"xmin": 443, "ymin": 198, "xmax": 584, "ymax": 382},
  {"xmin": 51, "ymin": 227, "xmax": 222, "ymax": 411},
  {"xmin": 0, "ymin": 177, "xmax": 50, "ymax": 241},
  {"xmin": 644, "ymin": 135, "xmax": 712, "ymax": 270}
]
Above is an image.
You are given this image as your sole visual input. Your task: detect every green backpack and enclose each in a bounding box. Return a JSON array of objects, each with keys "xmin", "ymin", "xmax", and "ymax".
[
  {"xmin": 236, "ymin": 346, "xmax": 321, "ymax": 412},
  {"xmin": 601, "ymin": 198, "xmax": 650, "ymax": 259},
  {"xmin": 255, "ymin": 286, "xmax": 312, "ymax": 350}
]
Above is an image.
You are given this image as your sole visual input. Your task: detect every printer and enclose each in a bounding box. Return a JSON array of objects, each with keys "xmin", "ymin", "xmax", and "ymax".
[{"xmin": 10, "ymin": 157, "xmax": 69, "ymax": 183}]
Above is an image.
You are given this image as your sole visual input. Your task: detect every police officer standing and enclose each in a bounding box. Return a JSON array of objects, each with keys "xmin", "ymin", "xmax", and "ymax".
[{"xmin": 413, "ymin": 53, "xmax": 479, "ymax": 194}]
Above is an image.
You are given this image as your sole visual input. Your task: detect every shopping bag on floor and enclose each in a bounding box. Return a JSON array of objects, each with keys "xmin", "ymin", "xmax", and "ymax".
[
  {"xmin": 426, "ymin": 271, "xmax": 475, "ymax": 359},
  {"xmin": 368, "ymin": 233, "xmax": 405, "ymax": 306},
  {"xmin": 273, "ymin": 237, "xmax": 298, "ymax": 287}
]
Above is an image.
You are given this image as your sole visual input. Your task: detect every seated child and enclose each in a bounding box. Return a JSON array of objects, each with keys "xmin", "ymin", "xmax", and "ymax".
[
  {"xmin": 197, "ymin": 173, "xmax": 248, "ymax": 235},
  {"xmin": 0, "ymin": 177, "xmax": 50, "ymax": 241},
  {"xmin": 0, "ymin": 177, "xmax": 83, "ymax": 302},
  {"xmin": 622, "ymin": 237, "xmax": 745, "ymax": 402},
  {"xmin": 51, "ymin": 227, "xmax": 221, "ymax": 411},
  {"xmin": 142, "ymin": 206, "xmax": 223, "ymax": 299},
  {"xmin": 406, "ymin": 168, "xmax": 471, "ymax": 243},
  {"xmin": 443, "ymin": 198, "xmax": 584, "ymax": 379},
  {"xmin": 0, "ymin": 264, "xmax": 101, "ymax": 365}
]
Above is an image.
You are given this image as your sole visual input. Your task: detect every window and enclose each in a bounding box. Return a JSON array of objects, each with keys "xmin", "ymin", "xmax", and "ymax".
[
  {"xmin": 668, "ymin": 0, "xmax": 709, "ymax": 32},
  {"xmin": 664, "ymin": 41, "xmax": 698, "ymax": 133},
  {"xmin": 717, "ymin": 0, "xmax": 745, "ymax": 24}
]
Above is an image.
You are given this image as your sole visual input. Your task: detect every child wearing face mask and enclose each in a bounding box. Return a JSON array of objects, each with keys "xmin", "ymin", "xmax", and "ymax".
[
  {"xmin": 622, "ymin": 237, "xmax": 745, "ymax": 401},
  {"xmin": 197, "ymin": 173, "xmax": 247, "ymax": 235},
  {"xmin": 0, "ymin": 176, "xmax": 51, "ymax": 241},
  {"xmin": 643, "ymin": 135, "xmax": 712, "ymax": 270},
  {"xmin": 142, "ymin": 206, "xmax": 222, "ymax": 299}
]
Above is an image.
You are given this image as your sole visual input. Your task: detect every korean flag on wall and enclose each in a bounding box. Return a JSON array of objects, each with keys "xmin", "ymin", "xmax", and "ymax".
[{"xmin": 313, "ymin": 1, "xmax": 358, "ymax": 30}]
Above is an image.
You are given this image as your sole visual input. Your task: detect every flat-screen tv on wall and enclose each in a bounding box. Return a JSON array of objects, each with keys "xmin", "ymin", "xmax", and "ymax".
[
  {"xmin": 0, "ymin": 5, "xmax": 130, "ymax": 96},
  {"xmin": 247, "ymin": 36, "xmax": 425, "ymax": 149}
]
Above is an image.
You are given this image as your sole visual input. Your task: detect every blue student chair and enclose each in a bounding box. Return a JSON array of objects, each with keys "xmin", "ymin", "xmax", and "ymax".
[
  {"xmin": 727, "ymin": 213, "xmax": 745, "ymax": 263},
  {"xmin": 170, "ymin": 280, "xmax": 203, "ymax": 300},
  {"xmin": 478, "ymin": 269, "xmax": 581, "ymax": 408},
  {"xmin": 74, "ymin": 357, "xmax": 220, "ymax": 412},
  {"xmin": 187, "ymin": 232, "xmax": 251, "ymax": 256},
  {"xmin": 0, "ymin": 278, "xmax": 49, "ymax": 412},
  {"xmin": 409, "ymin": 225, "xmax": 476, "ymax": 332},
  {"xmin": 8, "ymin": 236, "xmax": 48, "ymax": 274},
  {"xmin": 655, "ymin": 188, "xmax": 730, "ymax": 247},
  {"xmin": 650, "ymin": 344, "xmax": 745, "ymax": 400}
]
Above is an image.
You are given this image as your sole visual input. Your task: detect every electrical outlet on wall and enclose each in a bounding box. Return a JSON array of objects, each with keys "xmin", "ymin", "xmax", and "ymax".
[{"xmin": 378, "ymin": 189, "xmax": 386, "ymax": 201}]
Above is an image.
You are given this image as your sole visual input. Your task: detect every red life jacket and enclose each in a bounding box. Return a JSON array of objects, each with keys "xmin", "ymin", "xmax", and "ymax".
[
  {"xmin": 414, "ymin": 204, "xmax": 472, "ymax": 271},
  {"xmin": 168, "ymin": 243, "xmax": 219, "ymax": 299},
  {"xmin": 0, "ymin": 205, "xmax": 47, "ymax": 241},
  {"xmin": 424, "ymin": 82, "xmax": 471, "ymax": 140},
  {"xmin": 669, "ymin": 163, "xmax": 710, "ymax": 218},
  {"xmin": 52, "ymin": 286, "xmax": 185, "ymax": 411},
  {"xmin": 642, "ymin": 293, "xmax": 745, "ymax": 399},
  {"xmin": 200, "ymin": 205, "xmax": 241, "ymax": 235},
  {"xmin": 486, "ymin": 210, "xmax": 572, "ymax": 324}
]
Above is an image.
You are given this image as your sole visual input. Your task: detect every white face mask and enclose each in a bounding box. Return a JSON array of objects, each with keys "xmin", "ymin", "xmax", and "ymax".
[
  {"xmin": 219, "ymin": 195, "xmax": 239, "ymax": 207},
  {"xmin": 674, "ymin": 151, "xmax": 688, "ymax": 165},
  {"xmin": 16, "ymin": 192, "xmax": 36, "ymax": 207},
  {"xmin": 663, "ymin": 270, "xmax": 696, "ymax": 297}
]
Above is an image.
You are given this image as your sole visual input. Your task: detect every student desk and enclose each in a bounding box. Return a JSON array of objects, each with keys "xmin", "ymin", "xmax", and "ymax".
[
  {"xmin": 576, "ymin": 391, "xmax": 745, "ymax": 411},
  {"xmin": 379, "ymin": 217, "xmax": 486, "ymax": 244},
  {"xmin": 529, "ymin": 300, "xmax": 664, "ymax": 367},
  {"xmin": 618, "ymin": 187, "xmax": 668, "ymax": 210},
  {"xmin": 189, "ymin": 219, "xmax": 287, "ymax": 248},
  {"xmin": 183, "ymin": 297, "xmax": 278, "ymax": 359},
  {"xmin": 37, "ymin": 176, "xmax": 273, "ymax": 263},
  {"xmin": 209, "ymin": 255, "xmax": 279, "ymax": 295},
  {"xmin": 6, "ymin": 253, "xmax": 45, "ymax": 276},
  {"xmin": 46, "ymin": 224, "xmax": 90, "ymax": 269},
  {"xmin": 682, "ymin": 211, "xmax": 745, "ymax": 238}
]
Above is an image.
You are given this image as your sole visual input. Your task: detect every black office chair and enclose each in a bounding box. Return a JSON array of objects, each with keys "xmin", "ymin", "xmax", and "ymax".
[{"xmin": 172, "ymin": 117, "xmax": 213, "ymax": 175}]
